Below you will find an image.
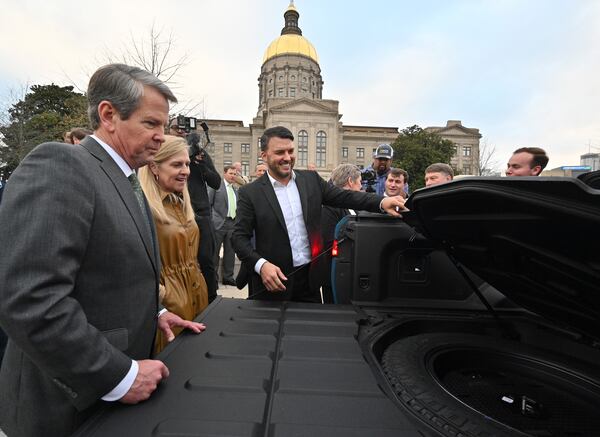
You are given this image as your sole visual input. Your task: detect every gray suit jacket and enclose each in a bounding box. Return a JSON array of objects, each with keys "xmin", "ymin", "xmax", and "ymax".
[
  {"xmin": 0, "ymin": 138, "xmax": 161, "ymax": 437},
  {"xmin": 208, "ymin": 181, "xmax": 237, "ymax": 230}
]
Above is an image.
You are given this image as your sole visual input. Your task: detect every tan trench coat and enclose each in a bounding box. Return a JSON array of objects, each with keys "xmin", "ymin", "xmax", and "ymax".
[{"xmin": 153, "ymin": 194, "xmax": 208, "ymax": 354}]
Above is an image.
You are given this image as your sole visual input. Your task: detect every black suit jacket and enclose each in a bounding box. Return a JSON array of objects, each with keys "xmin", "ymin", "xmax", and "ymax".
[{"xmin": 232, "ymin": 170, "xmax": 382, "ymax": 300}]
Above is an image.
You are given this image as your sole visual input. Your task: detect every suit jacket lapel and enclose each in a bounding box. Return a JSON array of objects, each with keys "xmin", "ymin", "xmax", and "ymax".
[
  {"xmin": 295, "ymin": 171, "xmax": 310, "ymax": 224},
  {"xmin": 81, "ymin": 137, "xmax": 158, "ymax": 275},
  {"xmin": 260, "ymin": 176, "xmax": 287, "ymax": 231}
]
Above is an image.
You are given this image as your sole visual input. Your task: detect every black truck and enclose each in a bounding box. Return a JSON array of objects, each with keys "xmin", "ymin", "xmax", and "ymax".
[{"xmin": 76, "ymin": 175, "xmax": 600, "ymax": 437}]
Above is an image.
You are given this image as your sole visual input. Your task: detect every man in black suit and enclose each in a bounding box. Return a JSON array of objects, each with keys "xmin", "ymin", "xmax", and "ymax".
[{"xmin": 232, "ymin": 126, "xmax": 405, "ymax": 302}]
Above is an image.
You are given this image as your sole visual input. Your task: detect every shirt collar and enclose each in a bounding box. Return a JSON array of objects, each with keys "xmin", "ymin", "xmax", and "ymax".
[
  {"xmin": 266, "ymin": 169, "xmax": 296, "ymax": 187},
  {"xmin": 91, "ymin": 134, "xmax": 134, "ymax": 177}
]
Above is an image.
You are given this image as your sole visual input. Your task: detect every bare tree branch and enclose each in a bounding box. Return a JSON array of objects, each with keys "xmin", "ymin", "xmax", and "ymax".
[
  {"xmin": 100, "ymin": 23, "xmax": 189, "ymax": 86},
  {"xmin": 476, "ymin": 138, "xmax": 500, "ymax": 176}
]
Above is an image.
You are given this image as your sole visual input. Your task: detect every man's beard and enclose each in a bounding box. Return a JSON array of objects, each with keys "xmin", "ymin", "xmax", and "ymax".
[
  {"xmin": 269, "ymin": 160, "xmax": 294, "ymax": 179},
  {"xmin": 377, "ymin": 166, "xmax": 388, "ymax": 175}
]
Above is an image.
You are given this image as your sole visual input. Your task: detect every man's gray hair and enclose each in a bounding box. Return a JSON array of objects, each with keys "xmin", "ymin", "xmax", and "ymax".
[
  {"xmin": 330, "ymin": 163, "xmax": 361, "ymax": 188},
  {"xmin": 87, "ymin": 63, "xmax": 177, "ymax": 130}
]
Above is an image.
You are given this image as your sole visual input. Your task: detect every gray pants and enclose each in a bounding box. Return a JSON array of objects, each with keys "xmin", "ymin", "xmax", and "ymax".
[{"xmin": 214, "ymin": 217, "xmax": 235, "ymax": 282}]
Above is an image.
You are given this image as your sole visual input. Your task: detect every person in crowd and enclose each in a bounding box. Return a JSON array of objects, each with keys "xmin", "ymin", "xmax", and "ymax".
[
  {"xmin": 232, "ymin": 126, "xmax": 406, "ymax": 302},
  {"xmin": 168, "ymin": 118, "xmax": 187, "ymax": 138},
  {"xmin": 232, "ymin": 161, "xmax": 249, "ymax": 187},
  {"xmin": 506, "ymin": 147, "xmax": 549, "ymax": 176},
  {"xmin": 361, "ymin": 143, "xmax": 393, "ymax": 195},
  {"xmin": 255, "ymin": 163, "xmax": 267, "ymax": 179},
  {"xmin": 319, "ymin": 164, "xmax": 362, "ymax": 303},
  {"xmin": 424, "ymin": 163, "xmax": 454, "ymax": 187},
  {"xmin": 384, "ymin": 168, "xmax": 408, "ymax": 198},
  {"xmin": 307, "ymin": 162, "xmax": 317, "ymax": 171},
  {"xmin": 187, "ymin": 132, "xmax": 221, "ymax": 302},
  {"xmin": 63, "ymin": 130, "xmax": 73, "ymax": 144},
  {"xmin": 139, "ymin": 135, "xmax": 209, "ymax": 354},
  {"xmin": 208, "ymin": 165, "xmax": 238, "ymax": 286},
  {"xmin": 70, "ymin": 127, "xmax": 93, "ymax": 145},
  {"xmin": 0, "ymin": 63, "xmax": 205, "ymax": 437}
]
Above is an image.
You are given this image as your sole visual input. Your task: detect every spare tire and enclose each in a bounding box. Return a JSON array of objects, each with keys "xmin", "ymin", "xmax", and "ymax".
[{"xmin": 381, "ymin": 333, "xmax": 600, "ymax": 437}]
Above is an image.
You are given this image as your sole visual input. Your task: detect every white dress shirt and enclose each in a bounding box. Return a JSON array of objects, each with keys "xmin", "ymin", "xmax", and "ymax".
[{"xmin": 254, "ymin": 170, "xmax": 311, "ymax": 274}]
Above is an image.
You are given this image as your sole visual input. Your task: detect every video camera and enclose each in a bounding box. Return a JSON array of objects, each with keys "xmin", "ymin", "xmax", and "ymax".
[
  {"xmin": 184, "ymin": 118, "xmax": 212, "ymax": 160},
  {"xmin": 361, "ymin": 168, "xmax": 377, "ymax": 193},
  {"xmin": 176, "ymin": 115, "xmax": 197, "ymax": 134}
]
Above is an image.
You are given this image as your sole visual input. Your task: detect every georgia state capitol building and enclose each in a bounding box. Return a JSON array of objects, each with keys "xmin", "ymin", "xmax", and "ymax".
[{"xmin": 203, "ymin": 2, "xmax": 481, "ymax": 179}]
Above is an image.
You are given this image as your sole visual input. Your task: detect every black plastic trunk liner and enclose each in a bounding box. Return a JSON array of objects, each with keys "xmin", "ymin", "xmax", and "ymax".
[{"xmin": 75, "ymin": 298, "xmax": 422, "ymax": 437}]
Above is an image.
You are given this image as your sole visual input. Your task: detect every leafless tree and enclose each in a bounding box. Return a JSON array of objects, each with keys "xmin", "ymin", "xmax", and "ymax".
[
  {"xmin": 96, "ymin": 23, "xmax": 210, "ymax": 119},
  {"xmin": 476, "ymin": 138, "xmax": 500, "ymax": 176},
  {"xmin": 102, "ymin": 22, "xmax": 189, "ymax": 86}
]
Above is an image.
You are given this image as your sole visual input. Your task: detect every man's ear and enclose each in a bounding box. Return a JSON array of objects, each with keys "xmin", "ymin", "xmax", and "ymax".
[
  {"xmin": 97, "ymin": 100, "xmax": 118, "ymax": 133},
  {"xmin": 532, "ymin": 165, "xmax": 542, "ymax": 176}
]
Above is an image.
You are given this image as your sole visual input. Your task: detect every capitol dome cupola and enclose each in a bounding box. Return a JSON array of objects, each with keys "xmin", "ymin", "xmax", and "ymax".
[
  {"xmin": 282, "ymin": 2, "xmax": 301, "ymax": 36},
  {"xmin": 258, "ymin": 1, "xmax": 323, "ymax": 109}
]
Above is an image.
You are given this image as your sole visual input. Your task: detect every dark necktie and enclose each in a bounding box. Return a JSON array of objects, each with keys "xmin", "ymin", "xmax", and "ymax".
[{"xmin": 128, "ymin": 173, "xmax": 151, "ymax": 228}]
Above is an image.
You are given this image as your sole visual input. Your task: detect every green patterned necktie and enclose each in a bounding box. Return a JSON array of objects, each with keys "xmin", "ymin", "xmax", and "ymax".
[{"xmin": 128, "ymin": 173, "xmax": 151, "ymax": 226}]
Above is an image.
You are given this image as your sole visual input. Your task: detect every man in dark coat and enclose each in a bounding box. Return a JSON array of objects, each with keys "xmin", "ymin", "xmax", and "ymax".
[{"xmin": 232, "ymin": 126, "xmax": 405, "ymax": 302}]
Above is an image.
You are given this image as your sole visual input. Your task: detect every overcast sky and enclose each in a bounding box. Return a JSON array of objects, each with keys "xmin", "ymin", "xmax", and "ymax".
[{"xmin": 1, "ymin": 0, "xmax": 599, "ymax": 171}]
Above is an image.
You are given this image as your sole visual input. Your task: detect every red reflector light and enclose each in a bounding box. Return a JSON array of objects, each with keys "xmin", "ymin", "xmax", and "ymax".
[{"xmin": 331, "ymin": 240, "xmax": 339, "ymax": 257}]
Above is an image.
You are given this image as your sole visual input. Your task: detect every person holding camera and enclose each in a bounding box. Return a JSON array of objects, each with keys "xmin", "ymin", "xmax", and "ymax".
[
  {"xmin": 185, "ymin": 131, "xmax": 221, "ymax": 303},
  {"xmin": 169, "ymin": 118, "xmax": 187, "ymax": 138},
  {"xmin": 361, "ymin": 143, "xmax": 393, "ymax": 195}
]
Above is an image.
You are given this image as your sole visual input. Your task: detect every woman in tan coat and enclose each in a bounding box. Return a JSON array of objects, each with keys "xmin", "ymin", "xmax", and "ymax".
[{"xmin": 139, "ymin": 135, "xmax": 209, "ymax": 354}]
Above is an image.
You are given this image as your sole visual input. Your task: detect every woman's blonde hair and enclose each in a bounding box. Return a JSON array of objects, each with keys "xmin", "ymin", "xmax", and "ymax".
[{"xmin": 139, "ymin": 135, "xmax": 195, "ymax": 224}]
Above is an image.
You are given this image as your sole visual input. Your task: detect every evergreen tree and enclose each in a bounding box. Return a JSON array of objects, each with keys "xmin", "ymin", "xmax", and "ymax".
[
  {"xmin": 0, "ymin": 84, "xmax": 88, "ymax": 179},
  {"xmin": 392, "ymin": 125, "xmax": 455, "ymax": 191}
]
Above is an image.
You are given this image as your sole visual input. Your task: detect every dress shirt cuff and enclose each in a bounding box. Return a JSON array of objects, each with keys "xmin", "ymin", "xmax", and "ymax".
[
  {"xmin": 255, "ymin": 258, "xmax": 267, "ymax": 275},
  {"xmin": 101, "ymin": 360, "xmax": 138, "ymax": 401},
  {"xmin": 379, "ymin": 198, "xmax": 385, "ymax": 212},
  {"xmin": 157, "ymin": 308, "xmax": 168, "ymax": 318}
]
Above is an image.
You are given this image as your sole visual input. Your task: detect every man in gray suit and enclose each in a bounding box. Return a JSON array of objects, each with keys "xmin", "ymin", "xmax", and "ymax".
[
  {"xmin": 209, "ymin": 165, "xmax": 238, "ymax": 286},
  {"xmin": 0, "ymin": 64, "xmax": 205, "ymax": 437}
]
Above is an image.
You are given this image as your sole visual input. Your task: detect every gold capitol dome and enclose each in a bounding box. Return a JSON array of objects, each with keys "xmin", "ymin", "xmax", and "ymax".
[{"xmin": 262, "ymin": 1, "xmax": 319, "ymax": 64}]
